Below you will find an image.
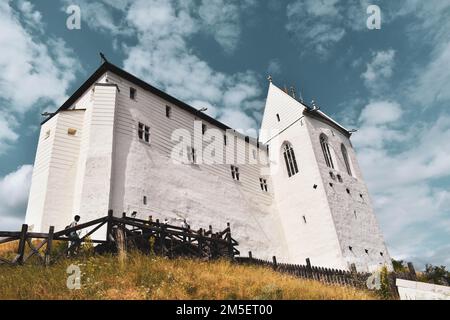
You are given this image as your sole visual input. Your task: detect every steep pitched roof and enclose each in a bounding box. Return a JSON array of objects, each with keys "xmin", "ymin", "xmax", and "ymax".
[
  {"xmin": 43, "ymin": 60, "xmax": 351, "ymax": 139},
  {"xmin": 41, "ymin": 61, "xmax": 233, "ymax": 132}
]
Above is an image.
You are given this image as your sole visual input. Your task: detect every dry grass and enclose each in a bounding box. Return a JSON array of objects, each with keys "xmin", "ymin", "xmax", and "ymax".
[{"xmin": 0, "ymin": 243, "xmax": 378, "ymax": 300}]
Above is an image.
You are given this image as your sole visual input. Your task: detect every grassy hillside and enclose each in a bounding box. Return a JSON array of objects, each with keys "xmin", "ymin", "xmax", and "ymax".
[{"xmin": 0, "ymin": 243, "xmax": 378, "ymax": 300}]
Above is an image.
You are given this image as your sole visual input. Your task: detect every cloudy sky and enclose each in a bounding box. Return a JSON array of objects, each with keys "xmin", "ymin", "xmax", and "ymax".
[{"xmin": 0, "ymin": 0, "xmax": 449, "ymax": 269}]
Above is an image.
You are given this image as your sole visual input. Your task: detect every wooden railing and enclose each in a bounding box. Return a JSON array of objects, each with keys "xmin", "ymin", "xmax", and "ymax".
[{"xmin": 0, "ymin": 210, "xmax": 239, "ymax": 266}]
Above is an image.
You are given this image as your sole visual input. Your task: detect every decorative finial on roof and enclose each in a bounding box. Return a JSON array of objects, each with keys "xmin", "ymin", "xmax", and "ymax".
[
  {"xmin": 311, "ymin": 99, "xmax": 320, "ymax": 111},
  {"xmin": 267, "ymin": 75, "xmax": 272, "ymax": 83},
  {"xmin": 290, "ymin": 86, "xmax": 296, "ymax": 99},
  {"xmin": 99, "ymin": 52, "xmax": 108, "ymax": 64}
]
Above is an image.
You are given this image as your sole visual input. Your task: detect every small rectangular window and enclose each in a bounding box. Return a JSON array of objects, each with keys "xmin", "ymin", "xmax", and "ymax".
[
  {"xmin": 143, "ymin": 196, "xmax": 147, "ymax": 205},
  {"xmin": 259, "ymin": 178, "xmax": 268, "ymax": 192},
  {"xmin": 130, "ymin": 87, "xmax": 136, "ymax": 100},
  {"xmin": 187, "ymin": 146, "xmax": 196, "ymax": 164},
  {"xmin": 166, "ymin": 105, "xmax": 171, "ymax": 118},
  {"xmin": 138, "ymin": 122, "xmax": 150, "ymax": 143},
  {"xmin": 202, "ymin": 124, "xmax": 207, "ymax": 135},
  {"xmin": 224, "ymin": 135, "xmax": 227, "ymax": 146},
  {"xmin": 231, "ymin": 165, "xmax": 240, "ymax": 181},
  {"xmin": 276, "ymin": 114, "xmax": 280, "ymax": 122}
]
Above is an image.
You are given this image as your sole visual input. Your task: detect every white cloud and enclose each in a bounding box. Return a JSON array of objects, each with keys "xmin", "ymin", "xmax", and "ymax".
[
  {"xmin": 121, "ymin": 0, "xmax": 263, "ymax": 133},
  {"xmin": 0, "ymin": 1, "xmax": 80, "ymax": 152},
  {"xmin": 348, "ymin": 99, "xmax": 450, "ymax": 268},
  {"xmin": 0, "ymin": 165, "xmax": 33, "ymax": 230},
  {"xmin": 358, "ymin": 100, "xmax": 402, "ymax": 125},
  {"xmin": 198, "ymin": 0, "xmax": 242, "ymax": 53},
  {"xmin": 285, "ymin": 0, "xmax": 372, "ymax": 56},
  {"xmin": 267, "ymin": 59, "xmax": 282, "ymax": 76},
  {"xmin": 361, "ymin": 50, "xmax": 396, "ymax": 93},
  {"xmin": 0, "ymin": 1, "xmax": 79, "ymax": 113}
]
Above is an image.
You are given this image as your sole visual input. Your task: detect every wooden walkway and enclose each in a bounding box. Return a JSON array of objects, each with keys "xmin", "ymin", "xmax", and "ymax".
[{"xmin": 0, "ymin": 210, "xmax": 239, "ymax": 266}]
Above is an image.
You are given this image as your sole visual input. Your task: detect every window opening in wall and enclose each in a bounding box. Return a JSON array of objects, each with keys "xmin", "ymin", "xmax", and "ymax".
[
  {"xmin": 337, "ymin": 174, "xmax": 343, "ymax": 183},
  {"xmin": 313, "ymin": 184, "xmax": 318, "ymax": 189},
  {"xmin": 346, "ymin": 188, "xmax": 351, "ymax": 194},
  {"xmin": 276, "ymin": 114, "xmax": 280, "ymax": 122},
  {"xmin": 224, "ymin": 135, "xmax": 227, "ymax": 146},
  {"xmin": 138, "ymin": 122, "xmax": 150, "ymax": 143},
  {"xmin": 341, "ymin": 144, "xmax": 352, "ymax": 176},
  {"xmin": 202, "ymin": 124, "xmax": 207, "ymax": 135},
  {"xmin": 283, "ymin": 143, "xmax": 299, "ymax": 177},
  {"xmin": 259, "ymin": 178, "xmax": 268, "ymax": 192},
  {"xmin": 365, "ymin": 249, "xmax": 369, "ymax": 254},
  {"xmin": 187, "ymin": 147, "xmax": 196, "ymax": 164},
  {"xmin": 130, "ymin": 87, "xmax": 136, "ymax": 100},
  {"xmin": 166, "ymin": 105, "xmax": 171, "ymax": 118},
  {"xmin": 231, "ymin": 165, "xmax": 240, "ymax": 181},
  {"xmin": 329, "ymin": 183, "xmax": 334, "ymax": 187},
  {"xmin": 349, "ymin": 246, "xmax": 353, "ymax": 251},
  {"xmin": 320, "ymin": 134, "xmax": 334, "ymax": 169},
  {"xmin": 302, "ymin": 215, "xmax": 307, "ymax": 224},
  {"xmin": 143, "ymin": 196, "xmax": 147, "ymax": 205}
]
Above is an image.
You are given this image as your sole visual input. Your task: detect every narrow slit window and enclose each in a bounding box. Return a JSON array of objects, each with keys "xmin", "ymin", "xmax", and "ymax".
[
  {"xmin": 202, "ymin": 124, "xmax": 207, "ymax": 135},
  {"xmin": 224, "ymin": 135, "xmax": 227, "ymax": 146},
  {"xmin": 130, "ymin": 87, "xmax": 136, "ymax": 100},
  {"xmin": 231, "ymin": 165, "xmax": 240, "ymax": 181},
  {"xmin": 276, "ymin": 114, "xmax": 281, "ymax": 122},
  {"xmin": 166, "ymin": 105, "xmax": 171, "ymax": 118},
  {"xmin": 143, "ymin": 196, "xmax": 147, "ymax": 205},
  {"xmin": 320, "ymin": 134, "xmax": 334, "ymax": 169},
  {"xmin": 283, "ymin": 143, "xmax": 299, "ymax": 178},
  {"xmin": 187, "ymin": 146, "xmax": 196, "ymax": 164}
]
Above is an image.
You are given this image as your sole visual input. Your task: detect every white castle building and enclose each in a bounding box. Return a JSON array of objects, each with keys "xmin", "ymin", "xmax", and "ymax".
[{"xmin": 25, "ymin": 60, "xmax": 392, "ymax": 272}]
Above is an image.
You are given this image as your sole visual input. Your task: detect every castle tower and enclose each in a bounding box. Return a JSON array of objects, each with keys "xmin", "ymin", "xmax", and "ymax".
[{"xmin": 260, "ymin": 82, "xmax": 392, "ymax": 272}]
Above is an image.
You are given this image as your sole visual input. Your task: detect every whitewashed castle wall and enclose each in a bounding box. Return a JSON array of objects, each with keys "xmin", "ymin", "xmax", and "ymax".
[
  {"xmin": 260, "ymin": 84, "xmax": 346, "ymax": 269},
  {"xmin": 305, "ymin": 116, "xmax": 392, "ymax": 271},
  {"xmin": 105, "ymin": 72, "xmax": 289, "ymax": 261},
  {"xmin": 25, "ymin": 68, "xmax": 392, "ymax": 271}
]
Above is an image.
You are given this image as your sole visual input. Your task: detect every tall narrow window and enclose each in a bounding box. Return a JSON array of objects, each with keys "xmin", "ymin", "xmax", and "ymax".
[
  {"xmin": 187, "ymin": 146, "xmax": 196, "ymax": 164},
  {"xmin": 276, "ymin": 114, "xmax": 281, "ymax": 122},
  {"xmin": 231, "ymin": 165, "xmax": 240, "ymax": 181},
  {"xmin": 341, "ymin": 144, "xmax": 352, "ymax": 176},
  {"xmin": 202, "ymin": 123, "xmax": 207, "ymax": 135},
  {"xmin": 166, "ymin": 105, "xmax": 171, "ymax": 118},
  {"xmin": 320, "ymin": 134, "xmax": 334, "ymax": 169},
  {"xmin": 259, "ymin": 178, "xmax": 268, "ymax": 192},
  {"xmin": 130, "ymin": 87, "xmax": 136, "ymax": 100},
  {"xmin": 138, "ymin": 122, "xmax": 150, "ymax": 143},
  {"xmin": 283, "ymin": 143, "xmax": 299, "ymax": 177}
]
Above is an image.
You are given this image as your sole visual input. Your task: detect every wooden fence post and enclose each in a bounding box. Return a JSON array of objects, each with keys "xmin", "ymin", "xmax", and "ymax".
[
  {"xmin": 16, "ymin": 224, "xmax": 28, "ymax": 265},
  {"xmin": 106, "ymin": 210, "xmax": 114, "ymax": 243},
  {"xmin": 272, "ymin": 256, "xmax": 278, "ymax": 270},
  {"xmin": 45, "ymin": 226, "xmax": 54, "ymax": 266},
  {"xmin": 407, "ymin": 262, "xmax": 417, "ymax": 281},
  {"xmin": 226, "ymin": 222, "xmax": 234, "ymax": 259},
  {"xmin": 306, "ymin": 258, "xmax": 312, "ymax": 278}
]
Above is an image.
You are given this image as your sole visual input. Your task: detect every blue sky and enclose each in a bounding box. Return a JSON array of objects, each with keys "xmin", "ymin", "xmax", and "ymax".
[{"xmin": 0, "ymin": 0, "xmax": 449, "ymax": 269}]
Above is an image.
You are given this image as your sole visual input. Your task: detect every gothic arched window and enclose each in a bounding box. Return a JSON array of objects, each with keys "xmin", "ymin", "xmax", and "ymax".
[
  {"xmin": 320, "ymin": 134, "xmax": 334, "ymax": 169},
  {"xmin": 283, "ymin": 143, "xmax": 299, "ymax": 177},
  {"xmin": 341, "ymin": 144, "xmax": 352, "ymax": 176}
]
